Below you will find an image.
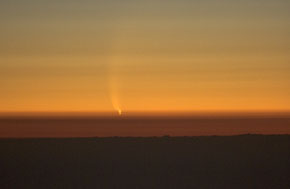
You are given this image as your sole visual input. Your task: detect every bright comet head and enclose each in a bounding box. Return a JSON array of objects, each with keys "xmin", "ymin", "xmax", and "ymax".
[{"xmin": 117, "ymin": 108, "xmax": 122, "ymax": 116}]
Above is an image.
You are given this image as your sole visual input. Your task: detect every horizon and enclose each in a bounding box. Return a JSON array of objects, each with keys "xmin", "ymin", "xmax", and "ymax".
[
  {"xmin": 1, "ymin": 110, "xmax": 290, "ymax": 118},
  {"xmin": 1, "ymin": 113, "xmax": 289, "ymax": 138}
]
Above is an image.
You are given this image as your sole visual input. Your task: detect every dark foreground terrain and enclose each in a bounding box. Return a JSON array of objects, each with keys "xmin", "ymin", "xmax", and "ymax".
[{"xmin": 0, "ymin": 135, "xmax": 290, "ymax": 188}]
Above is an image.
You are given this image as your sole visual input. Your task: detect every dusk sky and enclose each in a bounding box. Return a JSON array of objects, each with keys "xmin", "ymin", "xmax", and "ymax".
[{"xmin": 0, "ymin": 0, "xmax": 289, "ymax": 113}]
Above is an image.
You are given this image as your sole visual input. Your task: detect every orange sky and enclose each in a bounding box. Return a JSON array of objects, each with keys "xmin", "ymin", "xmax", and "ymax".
[{"xmin": 0, "ymin": 0, "xmax": 289, "ymax": 113}]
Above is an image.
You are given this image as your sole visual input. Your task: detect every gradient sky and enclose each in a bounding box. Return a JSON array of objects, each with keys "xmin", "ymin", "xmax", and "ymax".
[{"xmin": 0, "ymin": 0, "xmax": 289, "ymax": 113}]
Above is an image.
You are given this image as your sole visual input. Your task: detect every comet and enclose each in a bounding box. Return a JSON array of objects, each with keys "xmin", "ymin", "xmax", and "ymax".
[
  {"xmin": 110, "ymin": 89, "xmax": 122, "ymax": 116},
  {"xmin": 109, "ymin": 73, "xmax": 122, "ymax": 116},
  {"xmin": 117, "ymin": 108, "xmax": 122, "ymax": 116}
]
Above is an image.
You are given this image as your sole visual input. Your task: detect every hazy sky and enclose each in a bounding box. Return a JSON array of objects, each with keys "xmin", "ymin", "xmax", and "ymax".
[{"xmin": 0, "ymin": 0, "xmax": 289, "ymax": 113}]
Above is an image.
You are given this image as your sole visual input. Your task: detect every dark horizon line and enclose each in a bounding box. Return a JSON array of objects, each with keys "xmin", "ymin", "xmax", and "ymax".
[
  {"xmin": 1, "ymin": 134, "xmax": 290, "ymax": 140},
  {"xmin": 1, "ymin": 110, "xmax": 290, "ymax": 118}
]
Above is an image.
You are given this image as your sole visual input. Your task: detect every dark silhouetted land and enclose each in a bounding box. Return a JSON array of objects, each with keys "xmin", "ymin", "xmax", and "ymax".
[
  {"xmin": 1, "ymin": 135, "xmax": 290, "ymax": 188},
  {"xmin": 0, "ymin": 114, "xmax": 290, "ymax": 137}
]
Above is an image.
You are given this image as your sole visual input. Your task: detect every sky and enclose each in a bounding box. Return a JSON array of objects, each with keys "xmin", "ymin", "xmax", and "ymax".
[{"xmin": 0, "ymin": 0, "xmax": 289, "ymax": 113}]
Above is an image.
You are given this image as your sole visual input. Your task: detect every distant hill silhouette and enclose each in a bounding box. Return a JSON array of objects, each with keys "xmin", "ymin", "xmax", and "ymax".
[{"xmin": 1, "ymin": 116, "xmax": 290, "ymax": 137}]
